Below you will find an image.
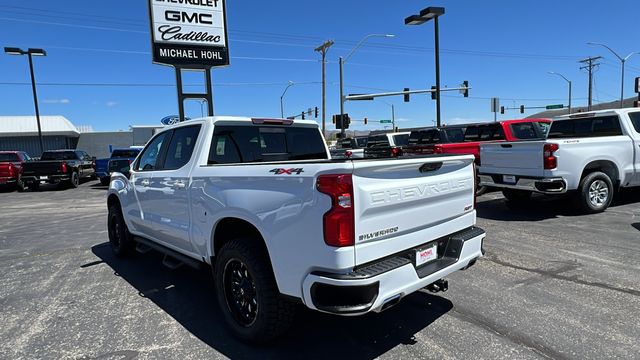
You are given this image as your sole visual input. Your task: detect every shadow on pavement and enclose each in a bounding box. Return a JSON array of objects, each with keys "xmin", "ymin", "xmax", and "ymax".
[
  {"xmin": 477, "ymin": 188, "xmax": 640, "ymax": 222},
  {"xmin": 91, "ymin": 243, "xmax": 452, "ymax": 360}
]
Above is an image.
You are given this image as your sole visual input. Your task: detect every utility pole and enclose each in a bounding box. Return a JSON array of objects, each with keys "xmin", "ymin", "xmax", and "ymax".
[
  {"xmin": 314, "ymin": 40, "xmax": 334, "ymax": 137},
  {"xmin": 580, "ymin": 56, "xmax": 602, "ymax": 111}
]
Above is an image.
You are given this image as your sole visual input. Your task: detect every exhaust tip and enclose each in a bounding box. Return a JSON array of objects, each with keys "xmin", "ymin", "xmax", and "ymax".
[{"xmin": 380, "ymin": 294, "xmax": 402, "ymax": 312}]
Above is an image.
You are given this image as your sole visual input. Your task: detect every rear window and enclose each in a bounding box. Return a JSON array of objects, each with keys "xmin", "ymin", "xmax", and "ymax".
[
  {"xmin": 464, "ymin": 124, "xmax": 505, "ymax": 142},
  {"xmin": 208, "ymin": 125, "xmax": 327, "ymax": 164},
  {"xmin": 408, "ymin": 130, "xmax": 441, "ymax": 145},
  {"xmin": 509, "ymin": 122, "xmax": 549, "ymax": 140},
  {"xmin": 367, "ymin": 135, "xmax": 390, "ymax": 148},
  {"xmin": 628, "ymin": 112, "xmax": 640, "ymax": 133},
  {"xmin": 392, "ymin": 134, "xmax": 410, "ymax": 146},
  {"xmin": 443, "ymin": 128, "xmax": 465, "ymax": 142},
  {"xmin": 355, "ymin": 137, "xmax": 368, "ymax": 148},
  {"xmin": 111, "ymin": 149, "xmax": 141, "ymax": 159},
  {"xmin": 338, "ymin": 138, "xmax": 355, "ymax": 149},
  {"xmin": 548, "ymin": 116, "xmax": 623, "ymax": 138},
  {"xmin": 41, "ymin": 151, "xmax": 77, "ymax": 161},
  {"xmin": 0, "ymin": 153, "xmax": 19, "ymax": 162}
]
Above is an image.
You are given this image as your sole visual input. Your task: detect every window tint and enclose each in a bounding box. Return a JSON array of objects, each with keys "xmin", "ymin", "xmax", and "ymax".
[
  {"xmin": 338, "ymin": 138, "xmax": 355, "ymax": 149},
  {"xmin": 208, "ymin": 125, "xmax": 327, "ymax": 164},
  {"xmin": 163, "ymin": 125, "xmax": 201, "ymax": 170},
  {"xmin": 548, "ymin": 116, "xmax": 623, "ymax": 138},
  {"xmin": 409, "ymin": 130, "xmax": 441, "ymax": 145},
  {"xmin": 510, "ymin": 122, "xmax": 548, "ymax": 140},
  {"xmin": 392, "ymin": 134, "xmax": 410, "ymax": 146},
  {"xmin": 136, "ymin": 132, "xmax": 169, "ymax": 171},
  {"xmin": 0, "ymin": 153, "xmax": 20, "ymax": 162},
  {"xmin": 629, "ymin": 112, "xmax": 640, "ymax": 133},
  {"xmin": 41, "ymin": 151, "xmax": 77, "ymax": 160},
  {"xmin": 367, "ymin": 135, "xmax": 391, "ymax": 148},
  {"xmin": 443, "ymin": 128, "xmax": 465, "ymax": 143},
  {"xmin": 111, "ymin": 149, "xmax": 141, "ymax": 158},
  {"xmin": 355, "ymin": 137, "xmax": 368, "ymax": 148},
  {"xmin": 464, "ymin": 124, "xmax": 505, "ymax": 142}
]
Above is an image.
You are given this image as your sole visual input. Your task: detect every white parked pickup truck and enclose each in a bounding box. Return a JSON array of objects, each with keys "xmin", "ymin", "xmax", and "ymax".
[
  {"xmin": 479, "ymin": 108, "xmax": 640, "ymax": 213},
  {"xmin": 106, "ymin": 116, "xmax": 485, "ymax": 342}
]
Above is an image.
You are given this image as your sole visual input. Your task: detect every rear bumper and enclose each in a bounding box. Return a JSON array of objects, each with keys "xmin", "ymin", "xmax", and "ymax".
[
  {"xmin": 0, "ymin": 176, "xmax": 17, "ymax": 184},
  {"xmin": 479, "ymin": 174, "xmax": 567, "ymax": 194},
  {"xmin": 302, "ymin": 227, "xmax": 485, "ymax": 315},
  {"xmin": 22, "ymin": 175, "xmax": 71, "ymax": 183}
]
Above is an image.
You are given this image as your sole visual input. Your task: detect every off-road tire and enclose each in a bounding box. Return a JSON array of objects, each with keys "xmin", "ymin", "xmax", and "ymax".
[
  {"xmin": 214, "ymin": 238, "xmax": 295, "ymax": 343},
  {"xmin": 107, "ymin": 204, "xmax": 135, "ymax": 257}
]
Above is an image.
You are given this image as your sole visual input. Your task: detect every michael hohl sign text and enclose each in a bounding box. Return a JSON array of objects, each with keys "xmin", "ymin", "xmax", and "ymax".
[{"xmin": 149, "ymin": 0, "xmax": 229, "ymax": 67}]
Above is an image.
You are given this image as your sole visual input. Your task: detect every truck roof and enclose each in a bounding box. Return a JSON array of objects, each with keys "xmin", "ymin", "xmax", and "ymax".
[
  {"xmin": 164, "ymin": 116, "xmax": 320, "ymax": 129},
  {"xmin": 554, "ymin": 107, "xmax": 638, "ymax": 120}
]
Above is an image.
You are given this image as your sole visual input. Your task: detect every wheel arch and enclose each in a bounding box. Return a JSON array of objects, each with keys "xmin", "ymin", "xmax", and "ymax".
[
  {"xmin": 581, "ymin": 160, "xmax": 620, "ymax": 188},
  {"xmin": 211, "ymin": 217, "xmax": 272, "ymax": 267}
]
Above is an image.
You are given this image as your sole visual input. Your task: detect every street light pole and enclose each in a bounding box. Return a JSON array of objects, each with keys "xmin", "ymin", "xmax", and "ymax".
[
  {"xmin": 5, "ymin": 47, "xmax": 47, "ymax": 155},
  {"xmin": 405, "ymin": 7, "xmax": 445, "ymax": 127},
  {"xmin": 587, "ymin": 42, "xmax": 640, "ymax": 108},
  {"xmin": 548, "ymin": 72, "xmax": 572, "ymax": 114},
  {"xmin": 315, "ymin": 40, "xmax": 334, "ymax": 137},
  {"xmin": 339, "ymin": 34, "xmax": 395, "ymax": 137},
  {"xmin": 280, "ymin": 81, "xmax": 295, "ymax": 118}
]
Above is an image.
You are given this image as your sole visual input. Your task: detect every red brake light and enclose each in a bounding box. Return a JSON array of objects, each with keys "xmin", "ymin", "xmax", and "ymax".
[
  {"xmin": 390, "ymin": 147, "xmax": 401, "ymax": 157},
  {"xmin": 543, "ymin": 143, "xmax": 559, "ymax": 170},
  {"xmin": 345, "ymin": 151, "xmax": 353, "ymax": 158},
  {"xmin": 7, "ymin": 163, "xmax": 15, "ymax": 177},
  {"xmin": 61, "ymin": 162, "xmax": 68, "ymax": 173},
  {"xmin": 433, "ymin": 145, "xmax": 444, "ymax": 154},
  {"xmin": 316, "ymin": 174, "xmax": 355, "ymax": 247}
]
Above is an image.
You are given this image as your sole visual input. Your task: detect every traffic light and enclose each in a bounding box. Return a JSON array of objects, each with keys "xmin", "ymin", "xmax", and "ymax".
[
  {"xmin": 462, "ymin": 81, "xmax": 469, "ymax": 98},
  {"xmin": 520, "ymin": 105, "xmax": 525, "ymax": 114},
  {"xmin": 314, "ymin": 106, "xmax": 319, "ymax": 118},
  {"xmin": 404, "ymin": 88, "xmax": 410, "ymax": 102},
  {"xmin": 500, "ymin": 106, "xmax": 505, "ymax": 114},
  {"xmin": 332, "ymin": 115, "xmax": 336, "ymax": 124},
  {"xmin": 334, "ymin": 114, "xmax": 350, "ymax": 129},
  {"xmin": 431, "ymin": 86, "xmax": 437, "ymax": 100},
  {"xmin": 364, "ymin": 117, "xmax": 368, "ymax": 125},
  {"xmin": 301, "ymin": 112, "xmax": 305, "ymax": 120}
]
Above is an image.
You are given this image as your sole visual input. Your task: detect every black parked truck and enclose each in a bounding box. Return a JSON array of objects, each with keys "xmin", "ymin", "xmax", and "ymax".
[{"xmin": 21, "ymin": 150, "xmax": 96, "ymax": 191}]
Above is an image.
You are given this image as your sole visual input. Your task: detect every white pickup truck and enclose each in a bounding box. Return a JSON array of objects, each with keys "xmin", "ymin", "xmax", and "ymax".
[
  {"xmin": 479, "ymin": 108, "xmax": 640, "ymax": 213},
  {"xmin": 106, "ymin": 116, "xmax": 485, "ymax": 342}
]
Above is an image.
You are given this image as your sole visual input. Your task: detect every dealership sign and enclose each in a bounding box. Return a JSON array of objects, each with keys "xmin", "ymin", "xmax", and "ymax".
[{"xmin": 148, "ymin": 0, "xmax": 229, "ymax": 68}]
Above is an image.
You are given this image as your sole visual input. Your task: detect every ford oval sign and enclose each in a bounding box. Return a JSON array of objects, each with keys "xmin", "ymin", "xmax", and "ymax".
[{"xmin": 161, "ymin": 115, "xmax": 190, "ymax": 126}]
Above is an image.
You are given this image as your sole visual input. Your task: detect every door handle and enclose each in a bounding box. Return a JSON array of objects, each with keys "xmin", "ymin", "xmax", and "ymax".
[
  {"xmin": 140, "ymin": 179, "xmax": 150, "ymax": 187},
  {"xmin": 173, "ymin": 180, "xmax": 186, "ymax": 189}
]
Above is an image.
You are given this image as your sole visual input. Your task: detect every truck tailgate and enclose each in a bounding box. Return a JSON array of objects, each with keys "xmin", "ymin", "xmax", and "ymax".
[
  {"xmin": 480, "ymin": 141, "xmax": 545, "ymax": 177},
  {"xmin": 22, "ymin": 161, "xmax": 64, "ymax": 176},
  {"xmin": 352, "ymin": 155, "xmax": 476, "ymax": 265}
]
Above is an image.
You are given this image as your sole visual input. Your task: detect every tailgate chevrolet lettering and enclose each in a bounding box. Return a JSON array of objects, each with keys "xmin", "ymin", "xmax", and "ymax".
[{"xmin": 370, "ymin": 177, "xmax": 472, "ymax": 205}]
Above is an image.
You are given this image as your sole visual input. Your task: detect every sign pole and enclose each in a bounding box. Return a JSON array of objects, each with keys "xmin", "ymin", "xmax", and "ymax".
[{"xmin": 205, "ymin": 67, "xmax": 214, "ymax": 116}]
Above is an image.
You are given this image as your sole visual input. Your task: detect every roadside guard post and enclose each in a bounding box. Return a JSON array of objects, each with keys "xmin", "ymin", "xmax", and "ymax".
[{"xmin": 148, "ymin": 0, "xmax": 230, "ymax": 121}]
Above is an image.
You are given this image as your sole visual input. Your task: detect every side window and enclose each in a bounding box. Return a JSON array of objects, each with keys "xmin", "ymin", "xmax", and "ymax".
[
  {"xmin": 629, "ymin": 112, "xmax": 640, "ymax": 133},
  {"xmin": 209, "ymin": 133, "xmax": 242, "ymax": 164},
  {"xmin": 464, "ymin": 126, "xmax": 479, "ymax": 141},
  {"xmin": 592, "ymin": 116, "xmax": 622, "ymax": 136},
  {"xmin": 136, "ymin": 132, "xmax": 169, "ymax": 171},
  {"xmin": 163, "ymin": 125, "xmax": 202, "ymax": 170}
]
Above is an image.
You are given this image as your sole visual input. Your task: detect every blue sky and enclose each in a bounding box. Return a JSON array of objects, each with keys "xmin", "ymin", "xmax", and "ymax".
[{"xmin": 1, "ymin": 0, "xmax": 639, "ymax": 131}]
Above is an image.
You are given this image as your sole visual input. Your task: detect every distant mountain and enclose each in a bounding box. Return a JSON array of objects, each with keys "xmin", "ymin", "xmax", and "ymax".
[{"xmin": 528, "ymin": 96, "xmax": 639, "ymax": 118}]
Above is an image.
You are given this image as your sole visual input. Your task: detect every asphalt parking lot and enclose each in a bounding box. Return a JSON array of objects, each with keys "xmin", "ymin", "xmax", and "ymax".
[{"xmin": 1, "ymin": 181, "xmax": 639, "ymax": 360}]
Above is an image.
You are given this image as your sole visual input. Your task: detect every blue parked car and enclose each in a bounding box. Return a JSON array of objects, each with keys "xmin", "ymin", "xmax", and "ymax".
[{"xmin": 97, "ymin": 147, "xmax": 143, "ymax": 186}]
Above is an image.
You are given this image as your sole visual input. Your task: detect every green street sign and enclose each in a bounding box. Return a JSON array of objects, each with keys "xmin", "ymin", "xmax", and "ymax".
[
  {"xmin": 380, "ymin": 120, "xmax": 392, "ymax": 124},
  {"xmin": 546, "ymin": 104, "xmax": 564, "ymax": 110}
]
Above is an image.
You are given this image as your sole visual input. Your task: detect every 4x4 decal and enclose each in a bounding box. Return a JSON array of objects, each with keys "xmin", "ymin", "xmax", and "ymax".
[{"xmin": 270, "ymin": 168, "xmax": 304, "ymax": 175}]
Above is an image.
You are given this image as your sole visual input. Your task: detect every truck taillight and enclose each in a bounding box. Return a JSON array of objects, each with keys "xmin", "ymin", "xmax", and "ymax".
[
  {"xmin": 316, "ymin": 174, "xmax": 355, "ymax": 247},
  {"xmin": 61, "ymin": 162, "xmax": 68, "ymax": 173},
  {"xmin": 473, "ymin": 163, "xmax": 478, "ymax": 209},
  {"xmin": 391, "ymin": 147, "xmax": 401, "ymax": 157},
  {"xmin": 433, "ymin": 145, "xmax": 444, "ymax": 154},
  {"xmin": 8, "ymin": 163, "xmax": 15, "ymax": 177},
  {"xmin": 543, "ymin": 143, "xmax": 559, "ymax": 170}
]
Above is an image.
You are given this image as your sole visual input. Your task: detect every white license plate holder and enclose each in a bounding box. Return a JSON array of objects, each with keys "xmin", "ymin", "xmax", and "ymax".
[
  {"xmin": 415, "ymin": 245, "xmax": 438, "ymax": 267},
  {"xmin": 503, "ymin": 175, "xmax": 516, "ymax": 184},
  {"xmin": 40, "ymin": 176, "xmax": 49, "ymax": 180}
]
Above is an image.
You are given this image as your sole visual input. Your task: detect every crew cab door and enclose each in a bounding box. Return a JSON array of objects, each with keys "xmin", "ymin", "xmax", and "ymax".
[{"xmin": 130, "ymin": 125, "xmax": 201, "ymax": 253}]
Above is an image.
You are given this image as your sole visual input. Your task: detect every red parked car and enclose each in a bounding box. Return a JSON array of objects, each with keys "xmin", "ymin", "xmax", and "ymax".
[
  {"xmin": 404, "ymin": 119, "xmax": 552, "ymax": 162},
  {"xmin": 0, "ymin": 151, "xmax": 31, "ymax": 191},
  {"xmin": 404, "ymin": 119, "xmax": 551, "ymax": 194}
]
